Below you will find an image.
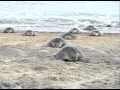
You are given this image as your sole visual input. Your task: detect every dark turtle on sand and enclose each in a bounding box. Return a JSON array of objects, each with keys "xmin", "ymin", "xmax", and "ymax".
[
  {"xmin": 89, "ymin": 30, "xmax": 102, "ymax": 36},
  {"xmin": 22, "ymin": 30, "xmax": 35, "ymax": 36},
  {"xmin": 3, "ymin": 27, "xmax": 15, "ymax": 33},
  {"xmin": 83, "ymin": 25, "xmax": 96, "ymax": 31},
  {"xmin": 47, "ymin": 37, "xmax": 67, "ymax": 48},
  {"xmin": 53, "ymin": 45, "xmax": 88, "ymax": 62},
  {"xmin": 68, "ymin": 28, "xmax": 80, "ymax": 34},
  {"xmin": 59, "ymin": 32, "xmax": 76, "ymax": 40}
]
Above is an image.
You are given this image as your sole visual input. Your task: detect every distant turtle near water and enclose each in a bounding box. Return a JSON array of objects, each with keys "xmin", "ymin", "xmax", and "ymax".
[
  {"xmin": 22, "ymin": 30, "xmax": 35, "ymax": 36},
  {"xmin": 3, "ymin": 27, "xmax": 15, "ymax": 33},
  {"xmin": 106, "ymin": 25, "xmax": 112, "ymax": 27},
  {"xmin": 83, "ymin": 25, "xmax": 96, "ymax": 31},
  {"xmin": 53, "ymin": 45, "xmax": 88, "ymax": 62},
  {"xmin": 60, "ymin": 32, "xmax": 76, "ymax": 40},
  {"xmin": 68, "ymin": 28, "xmax": 80, "ymax": 34},
  {"xmin": 89, "ymin": 30, "xmax": 102, "ymax": 36},
  {"xmin": 47, "ymin": 37, "xmax": 67, "ymax": 48}
]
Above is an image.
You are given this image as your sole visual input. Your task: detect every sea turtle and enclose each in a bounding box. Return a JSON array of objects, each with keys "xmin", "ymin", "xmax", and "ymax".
[
  {"xmin": 90, "ymin": 30, "xmax": 102, "ymax": 36},
  {"xmin": 106, "ymin": 25, "xmax": 112, "ymax": 27},
  {"xmin": 59, "ymin": 32, "xmax": 76, "ymax": 40},
  {"xmin": 53, "ymin": 45, "xmax": 88, "ymax": 62},
  {"xmin": 3, "ymin": 27, "xmax": 15, "ymax": 33},
  {"xmin": 83, "ymin": 25, "xmax": 96, "ymax": 31},
  {"xmin": 47, "ymin": 37, "xmax": 67, "ymax": 48},
  {"xmin": 68, "ymin": 28, "xmax": 80, "ymax": 34},
  {"xmin": 22, "ymin": 30, "xmax": 35, "ymax": 36}
]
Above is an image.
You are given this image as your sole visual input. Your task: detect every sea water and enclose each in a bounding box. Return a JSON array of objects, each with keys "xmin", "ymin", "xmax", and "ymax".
[{"xmin": 0, "ymin": 1, "xmax": 119, "ymax": 33}]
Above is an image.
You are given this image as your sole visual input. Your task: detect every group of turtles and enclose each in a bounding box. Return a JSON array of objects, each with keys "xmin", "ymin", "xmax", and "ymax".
[
  {"xmin": 47, "ymin": 27, "xmax": 89, "ymax": 62},
  {"xmin": 3, "ymin": 25, "xmax": 103, "ymax": 36},
  {"xmin": 3, "ymin": 27, "xmax": 36, "ymax": 36},
  {"xmin": 2, "ymin": 25, "xmax": 103, "ymax": 63}
]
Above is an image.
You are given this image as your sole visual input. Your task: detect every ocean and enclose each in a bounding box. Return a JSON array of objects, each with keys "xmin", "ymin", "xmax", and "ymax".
[{"xmin": 0, "ymin": 1, "xmax": 119, "ymax": 33}]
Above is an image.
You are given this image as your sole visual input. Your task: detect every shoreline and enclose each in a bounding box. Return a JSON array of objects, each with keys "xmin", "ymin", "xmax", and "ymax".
[{"xmin": 0, "ymin": 29, "xmax": 120, "ymax": 35}]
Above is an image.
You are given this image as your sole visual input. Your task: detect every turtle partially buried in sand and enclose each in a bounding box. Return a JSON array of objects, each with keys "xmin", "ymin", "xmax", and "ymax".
[
  {"xmin": 59, "ymin": 32, "xmax": 76, "ymax": 40},
  {"xmin": 22, "ymin": 30, "xmax": 35, "ymax": 36},
  {"xmin": 53, "ymin": 45, "xmax": 89, "ymax": 63},
  {"xmin": 89, "ymin": 30, "xmax": 102, "ymax": 36},
  {"xmin": 3, "ymin": 27, "xmax": 15, "ymax": 33},
  {"xmin": 47, "ymin": 37, "xmax": 67, "ymax": 48}
]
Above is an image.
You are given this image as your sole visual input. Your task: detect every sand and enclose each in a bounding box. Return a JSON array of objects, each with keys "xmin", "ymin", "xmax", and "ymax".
[{"xmin": 0, "ymin": 32, "xmax": 120, "ymax": 89}]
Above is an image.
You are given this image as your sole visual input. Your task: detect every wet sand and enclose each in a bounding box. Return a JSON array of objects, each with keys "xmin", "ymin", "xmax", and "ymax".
[{"xmin": 0, "ymin": 32, "xmax": 120, "ymax": 89}]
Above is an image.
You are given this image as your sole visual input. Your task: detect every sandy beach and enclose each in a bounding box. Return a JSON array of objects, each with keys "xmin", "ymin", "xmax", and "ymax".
[{"xmin": 0, "ymin": 32, "xmax": 120, "ymax": 89}]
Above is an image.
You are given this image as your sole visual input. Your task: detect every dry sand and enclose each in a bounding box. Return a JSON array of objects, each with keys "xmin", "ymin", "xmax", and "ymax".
[{"xmin": 0, "ymin": 32, "xmax": 120, "ymax": 89}]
